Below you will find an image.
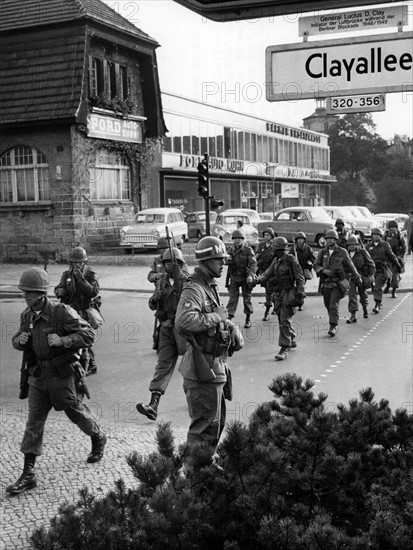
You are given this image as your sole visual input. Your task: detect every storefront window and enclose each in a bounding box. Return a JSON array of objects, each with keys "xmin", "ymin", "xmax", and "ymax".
[{"xmin": 0, "ymin": 145, "xmax": 49, "ymax": 203}]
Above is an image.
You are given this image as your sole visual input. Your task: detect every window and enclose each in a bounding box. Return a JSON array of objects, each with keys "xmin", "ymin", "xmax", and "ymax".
[
  {"xmin": 89, "ymin": 57, "xmax": 129, "ymax": 100},
  {"xmin": 90, "ymin": 149, "xmax": 131, "ymax": 201},
  {"xmin": 0, "ymin": 146, "xmax": 49, "ymax": 203}
]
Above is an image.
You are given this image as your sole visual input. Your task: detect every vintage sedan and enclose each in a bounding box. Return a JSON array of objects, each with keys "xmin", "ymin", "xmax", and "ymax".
[
  {"xmin": 212, "ymin": 211, "xmax": 259, "ymax": 250},
  {"xmin": 119, "ymin": 208, "xmax": 188, "ymax": 253},
  {"xmin": 186, "ymin": 211, "xmax": 217, "ymax": 239},
  {"xmin": 257, "ymin": 206, "xmax": 334, "ymax": 247}
]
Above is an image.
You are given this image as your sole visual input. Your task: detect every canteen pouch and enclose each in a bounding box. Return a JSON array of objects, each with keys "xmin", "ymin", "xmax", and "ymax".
[{"xmin": 85, "ymin": 307, "xmax": 104, "ymax": 329}]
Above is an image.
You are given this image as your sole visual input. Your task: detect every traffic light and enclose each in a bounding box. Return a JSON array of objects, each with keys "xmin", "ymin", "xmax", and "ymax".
[
  {"xmin": 197, "ymin": 154, "xmax": 209, "ymax": 199},
  {"xmin": 210, "ymin": 196, "xmax": 224, "ymax": 209}
]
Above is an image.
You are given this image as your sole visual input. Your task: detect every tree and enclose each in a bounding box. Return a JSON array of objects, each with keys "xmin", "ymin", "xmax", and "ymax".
[
  {"xmin": 327, "ymin": 114, "xmax": 389, "ymax": 207},
  {"xmin": 31, "ymin": 374, "xmax": 413, "ymax": 550}
]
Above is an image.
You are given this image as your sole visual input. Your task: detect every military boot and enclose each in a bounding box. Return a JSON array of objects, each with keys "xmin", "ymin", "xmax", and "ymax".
[
  {"xmin": 346, "ymin": 312, "xmax": 357, "ymax": 324},
  {"xmin": 263, "ymin": 307, "xmax": 270, "ymax": 321},
  {"xmin": 274, "ymin": 347, "xmax": 289, "ymax": 361},
  {"xmin": 6, "ymin": 453, "xmax": 37, "ymax": 496},
  {"xmin": 244, "ymin": 314, "xmax": 251, "ymax": 328},
  {"xmin": 328, "ymin": 324, "xmax": 337, "ymax": 336},
  {"xmin": 391, "ymin": 289, "xmax": 397, "ymax": 298},
  {"xmin": 87, "ymin": 431, "xmax": 107, "ymax": 463},
  {"xmin": 136, "ymin": 391, "xmax": 161, "ymax": 421},
  {"xmin": 362, "ymin": 306, "xmax": 368, "ymax": 318},
  {"xmin": 372, "ymin": 301, "xmax": 381, "ymax": 314}
]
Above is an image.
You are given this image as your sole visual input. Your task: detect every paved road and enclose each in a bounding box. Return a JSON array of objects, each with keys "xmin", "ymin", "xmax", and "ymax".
[{"xmin": 1, "ymin": 255, "xmax": 412, "ymax": 549}]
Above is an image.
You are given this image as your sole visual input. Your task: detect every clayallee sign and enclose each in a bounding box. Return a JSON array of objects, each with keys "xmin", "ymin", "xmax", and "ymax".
[{"xmin": 266, "ymin": 31, "xmax": 413, "ymax": 102}]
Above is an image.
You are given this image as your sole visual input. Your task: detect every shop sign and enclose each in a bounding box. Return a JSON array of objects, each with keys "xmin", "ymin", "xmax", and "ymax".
[
  {"xmin": 266, "ymin": 32, "xmax": 413, "ymax": 101},
  {"xmin": 299, "ymin": 6, "xmax": 408, "ymax": 37},
  {"xmin": 88, "ymin": 113, "xmax": 142, "ymax": 143},
  {"xmin": 282, "ymin": 183, "xmax": 299, "ymax": 198}
]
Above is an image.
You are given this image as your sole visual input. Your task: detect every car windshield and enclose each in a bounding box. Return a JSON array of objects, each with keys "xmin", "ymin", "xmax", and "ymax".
[
  {"xmin": 134, "ymin": 213, "xmax": 165, "ymax": 224},
  {"xmin": 223, "ymin": 216, "xmax": 249, "ymax": 225},
  {"xmin": 308, "ymin": 209, "xmax": 332, "ymax": 222},
  {"xmin": 338, "ymin": 208, "xmax": 355, "ymax": 218}
]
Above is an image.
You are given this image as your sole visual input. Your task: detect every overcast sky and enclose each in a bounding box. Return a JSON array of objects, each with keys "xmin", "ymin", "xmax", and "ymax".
[{"xmin": 104, "ymin": 0, "xmax": 413, "ymax": 140}]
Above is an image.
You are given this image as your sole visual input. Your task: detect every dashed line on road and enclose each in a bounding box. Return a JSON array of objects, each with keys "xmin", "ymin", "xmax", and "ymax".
[{"xmin": 314, "ymin": 293, "xmax": 410, "ymax": 389}]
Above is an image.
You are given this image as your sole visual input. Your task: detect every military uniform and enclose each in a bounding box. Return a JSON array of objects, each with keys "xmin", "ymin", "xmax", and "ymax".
[
  {"xmin": 365, "ymin": 239, "xmax": 400, "ymax": 305},
  {"xmin": 226, "ymin": 241, "xmax": 257, "ymax": 324},
  {"xmin": 256, "ymin": 239, "xmax": 276, "ymax": 314},
  {"xmin": 345, "ymin": 244, "xmax": 375, "ymax": 319},
  {"xmin": 176, "ymin": 267, "xmax": 228, "ymax": 453},
  {"xmin": 314, "ymin": 244, "xmax": 361, "ymax": 331},
  {"xmin": 383, "ymin": 229, "xmax": 406, "ymax": 294},
  {"xmin": 260, "ymin": 251, "xmax": 305, "ymax": 357}
]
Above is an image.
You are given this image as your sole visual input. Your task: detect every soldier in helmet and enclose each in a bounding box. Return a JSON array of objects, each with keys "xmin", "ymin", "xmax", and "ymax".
[
  {"xmin": 366, "ymin": 227, "xmax": 401, "ymax": 312},
  {"xmin": 136, "ymin": 247, "xmax": 189, "ymax": 421},
  {"xmin": 314, "ymin": 230, "xmax": 362, "ymax": 336},
  {"xmin": 255, "ymin": 237, "xmax": 306, "ymax": 360},
  {"xmin": 175, "ymin": 237, "xmax": 244, "ymax": 460},
  {"xmin": 345, "ymin": 235, "xmax": 376, "ymax": 322},
  {"xmin": 54, "ymin": 246, "xmax": 101, "ymax": 375},
  {"xmin": 225, "ymin": 228, "xmax": 257, "ymax": 328},
  {"xmin": 289, "ymin": 231, "xmax": 316, "ymax": 310},
  {"xmin": 6, "ymin": 268, "xmax": 106, "ymax": 496},
  {"xmin": 334, "ymin": 218, "xmax": 348, "ymax": 248},
  {"xmin": 383, "ymin": 219, "xmax": 406, "ymax": 298},
  {"xmin": 255, "ymin": 227, "xmax": 277, "ymax": 320},
  {"xmin": 148, "ymin": 236, "xmax": 188, "ymax": 285}
]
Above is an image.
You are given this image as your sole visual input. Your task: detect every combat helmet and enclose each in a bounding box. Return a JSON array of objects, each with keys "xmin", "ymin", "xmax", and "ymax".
[
  {"xmin": 273, "ymin": 236, "xmax": 289, "ymax": 249},
  {"xmin": 69, "ymin": 246, "xmax": 88, "ymax": 262},
  {"xmin": 325, "ymin": 229, "xmax": 339, "ymax": 240},
  {"xmin": 371, "ymin": 227, "xmax": 383, "ymax": 236},
  {"xmin": 335, "ymin": 218, "xmax": 345, "ymax": 226},
  {"xmin": 18, "ymin": 267, "xmax": 49, "ymax": 292},
  {"xmin": 232, "ymin": 228, "xmax": 245, "ymax": 239},
  {"xmin": 195, "ymin": 236, "xmax": 228, "ymax": 262},
  {"xmin": 162, "ymin": 247, "xmax": 184, "ymax": 264},
  {"xmin": 157, "ymin": 237, "xmax": 169, "ymax": 251},
  {"xmin": 294, "ymin": 231, "xmax": 306, "ymax": 241},
  {"xmin": 387, "ymin": 220, "xmax": 398, "ymax": 228},
  {"xmin": 262, "ymin": 227, "xmax": 275, "ymax": 238},
  {"xmin": 347, "ymin": 235, "xmax": 359, "ymax": 246}
]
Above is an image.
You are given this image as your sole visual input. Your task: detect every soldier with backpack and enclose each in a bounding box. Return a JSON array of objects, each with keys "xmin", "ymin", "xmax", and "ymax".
[
  {"xmin": 6, "ymin": 268, "xmax": 106, "ymax": 496},
  {"xmin": 383, "ymin": 220, "xmax": 406, "ymax": 298}
]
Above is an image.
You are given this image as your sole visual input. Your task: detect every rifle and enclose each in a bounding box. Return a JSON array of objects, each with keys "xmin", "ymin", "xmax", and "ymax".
[
  {"xmin": 165, "ymin": 226, "xmax": 183, "ymax": 295},
  {"xmin": 19, "ymin": 320, "xmax": 33, "ymax": 399},
  {"xmin": 73, "ymin": 362, "xmax": 91, "ymax": 400}
]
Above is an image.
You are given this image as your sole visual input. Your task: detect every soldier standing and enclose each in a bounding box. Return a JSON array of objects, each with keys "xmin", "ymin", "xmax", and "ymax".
[
  {"xmin": 345, "ymin": 235, "xmax": 376, "ymax": 322},
  {"xmin": 334, "ymin": 219, "xmax": 348, "ymax": 248},
  {"xmin": 225, "ymin": 228, "xmax": 257, "ymax": 328},
  {"xmin": 136, "ymin": 248, "xmax": 189, "ymax": 421},
  {"xmin": 6, "ymin": 268, "xmax": 106, "ymax": 496},
  {"xmin": 54, "ymin": 247, "xmax": 101, "ymax": 375},
  {"xmin": 256, "ymin": 237, "xmax": 305, "ymax": 361},
  {"xmin": 175, "ymin": 237, "xmax": 244, "ymax": 459},
  {"xmin": 289, "ymin": 231, "xmax": 316, "ymax": 310},
  {"xmin": 383, "ymin": 220, "xmax": 406, "ymax": 298},
  {"xmin": 314, "ymin": 230, "xmax": 362, "ymax": 336},
  {"xmin": 366, "ymin": 227, "xmax": 401, "ymax": 312},
  {"xmin": 255, "ymin": 227, "xmax": 276, "ymax": 321}
]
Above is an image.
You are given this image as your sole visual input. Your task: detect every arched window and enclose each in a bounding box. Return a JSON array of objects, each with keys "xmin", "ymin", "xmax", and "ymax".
[
  {"xmin": 0, "ymin": 146, "xmax": 49, "ymax": 203},
  {"xmin": 89, "ymin": 149, "xmax": 131, "ymax": 200}
]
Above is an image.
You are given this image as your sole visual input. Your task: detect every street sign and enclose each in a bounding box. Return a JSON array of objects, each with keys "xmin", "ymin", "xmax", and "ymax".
[
  {"xmin": 299, "ymin": 6, "xmax": 408, "ymax": 37},
  {"xmin": 326, "ymin": 93, "xmax": 386, "ymax": 114},
  {"xmin": 266, "ymin": 32, "xmax": 413, "ymax": 102}
]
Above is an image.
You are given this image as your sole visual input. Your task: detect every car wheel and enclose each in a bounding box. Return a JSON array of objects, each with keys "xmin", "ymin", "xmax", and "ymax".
[{"xmin": 316, "ymin": 235, "xmax": 326, "ymax": 248}]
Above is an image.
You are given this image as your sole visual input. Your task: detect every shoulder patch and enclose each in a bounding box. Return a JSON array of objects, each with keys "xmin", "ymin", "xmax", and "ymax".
[{"xmin": 183, "ymin": 302, "xmax": 192, "ymax": 309}]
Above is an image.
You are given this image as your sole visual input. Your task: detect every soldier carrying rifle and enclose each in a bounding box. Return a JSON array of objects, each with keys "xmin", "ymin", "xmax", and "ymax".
[{"xmin": 175, "ymin": 236, "xmax": 244, "ymax": 462}]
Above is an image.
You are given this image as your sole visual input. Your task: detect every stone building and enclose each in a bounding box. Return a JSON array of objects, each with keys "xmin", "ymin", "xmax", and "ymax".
[{"xmin": 0, "ymin": 0, "xmax": 166, "ymax": 261}]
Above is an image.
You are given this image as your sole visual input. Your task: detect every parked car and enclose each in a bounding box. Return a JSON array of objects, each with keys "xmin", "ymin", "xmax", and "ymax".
[
  {"xmin": 212, "ymin": 211, "xmax": 259, "ymax": 250},
  {"xmin": 321, "ymin": 206, "xmax": 356, "ymax": 234},
  {"xmin": 257, "ymin": 206, "xmax": 334, "ymax": 247},
  {"xmin": 259, "ymin": 212, "xmax": 275, "ymax": 222},
  {"xmin": 120, "ymin": 207, "xmax": 188, "ymax": 253},
  {"xmin": 187, "ymin": 211, "xmax": 217, "ymax": 239},
  {"xmin": 228, "ymin": 208, "xmax": 261, "ymax": 228},
  {"xmin": 375, "ymin": 213, "xmax": 409, "ymax": 237},
  {"xmin": 346, "ymin": 206, "xmax": 386, "ymax": 240}
]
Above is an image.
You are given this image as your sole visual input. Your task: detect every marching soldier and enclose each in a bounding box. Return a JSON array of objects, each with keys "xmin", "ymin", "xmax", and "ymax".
[
  {"xmin": 289, "ymin": 231, "xmax": 316, "ymax": 310},
  {"xmin": 54, "ymin": 247, "xmax": 101, "ymax": 376},
  {"xmin": 256, "ymin": 237, "xmax": 305, "ymax": 361},
  {"xmin": 345, "ymin": 235, "xmax": 376, "ymax": 322},
  {"xmin": 175, "ymin": 237, "xmax": 244, "ymax": 459},
  {"xmin": 136, "ymin": 248, "xmax": 189, "ymax": 421},
  {"xmin": 255, "ymin": 227, "xmax": 277, "ymax": 321},
  {"xmin": 383, "ymin": 220, "xmax": 406, "ymax": 298},
  {"xmin": 314, "ymin": 230, "xmax": 362, "ymax": 336},
  {"xmin": 7, "ymin": 268, "xmax": 106, "ymax": 496},
  {"xmin": 366, "ymin": 227, "xmax": 401, "ymax": 313},
  {"xmin": 334, "ymin": 219, "xmax": 348, "ymax": 248},
  {"xmin": 225, "ymin": 228, "xmax": 257, "ymax": 328}
]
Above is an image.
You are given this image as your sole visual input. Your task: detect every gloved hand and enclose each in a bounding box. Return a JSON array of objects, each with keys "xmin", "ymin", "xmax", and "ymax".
[
  {"xmin": 230, "ymin": 325, "xmax": 244, "ymax": 352},
  {"xmin": 246, "ymin": 275, "xmax": 256, "ymax": 288},
  {"xmin": 214, "ymin": 306, "xmax": 228, "ymax": 322},
  {"xmin": 55, "ymin": 288, "xmax": 66, "ymax": 298},
  {"xmin": 295, "ymin": 292, "xmax": 305, "ymax": 307}
]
